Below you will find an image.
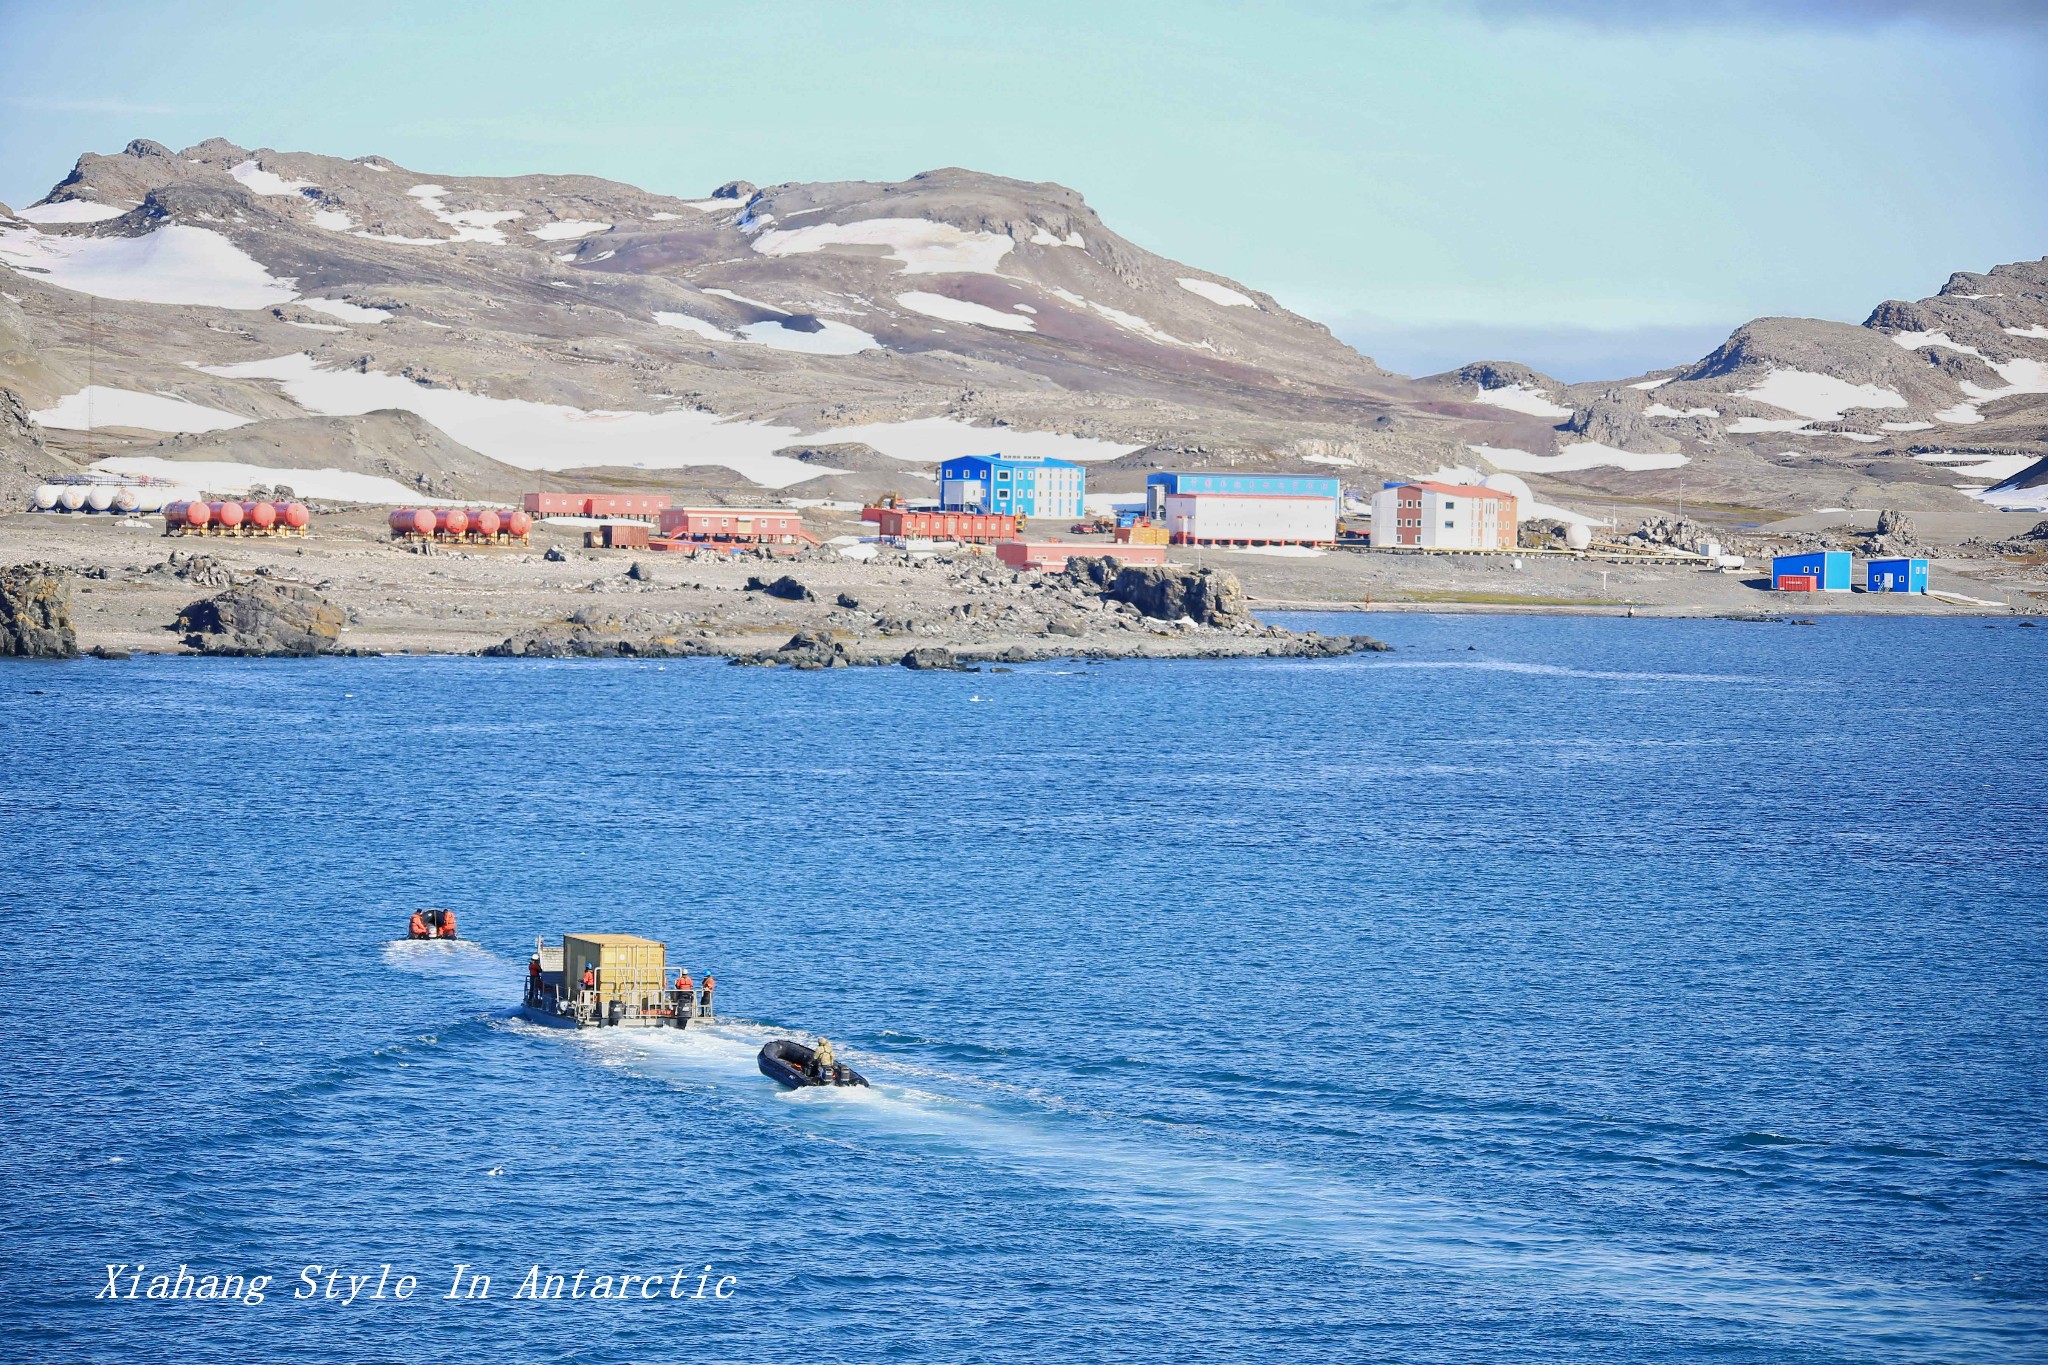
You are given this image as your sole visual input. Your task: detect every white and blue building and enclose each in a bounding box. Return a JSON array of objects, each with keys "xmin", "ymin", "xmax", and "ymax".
[
  {"xmin": 1771, "ymin": 550, "xmax": 1852, "ymax": 592},
  {"xmin": 939, "ymin": 454, "xmax": 1085, "ymax": 520},
  {"xmin": 1143, "ymin": 472, "xmax": 1341, "ymax": 517},
  {"xmin": 1867, "ymin": 556, "xmax": 1929, "ymax": 594}
]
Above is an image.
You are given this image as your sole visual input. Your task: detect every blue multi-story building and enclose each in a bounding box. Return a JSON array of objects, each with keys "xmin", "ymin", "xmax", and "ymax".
[{"xmin": 938, "ymin": 454, "xmax": 1085, "ymax": 520}]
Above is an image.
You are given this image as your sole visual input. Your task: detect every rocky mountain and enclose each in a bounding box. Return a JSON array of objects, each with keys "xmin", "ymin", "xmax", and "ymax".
[{"xmin": 2, "ymin": 136, "xmax": 2043, "ymax": 523}]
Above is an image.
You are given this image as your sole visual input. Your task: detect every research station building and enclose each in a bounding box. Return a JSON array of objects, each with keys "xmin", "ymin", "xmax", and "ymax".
[
  {"xmin": 1772, "ymin": 551, "xmax": 1852, "ymax": 592},
  {"xmin": 1143, "ymin": 472, "xmax": 1339, "ymax": 546},
  {"xmin": 1369, "ymin": 481, "xmax": 1517, "ymax": 550},
  {"xmin": 939, "ymin": 454, "xmax": 1085, "ymax": 521},
  {"xmin": 1867, "ymin": 557, "xmax": 1929, "ymax": 594}
]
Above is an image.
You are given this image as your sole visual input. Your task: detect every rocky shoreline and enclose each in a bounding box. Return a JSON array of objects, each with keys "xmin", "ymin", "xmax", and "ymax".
[{"xmin": 0, "ymin": 547, "xmax": 1392, "ymax": 665}]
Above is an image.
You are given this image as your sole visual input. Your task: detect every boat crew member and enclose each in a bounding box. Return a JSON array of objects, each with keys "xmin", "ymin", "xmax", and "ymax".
[
  {"xmin": 674, "ymin": 970, "xmax": 694, "ymax": 1014},
  {"xmin": 581, "ymin": 964, "xmax": 597, "ymax": 1000},
  {"xmin": 408, "ymin": 910, "xmax": 429, "ymax": 940},
  {"xmin": 699, "ymin": 973, "xmax": 715, "ymax": 1017},
  {"xmin": 811, "ymin": 1037, "xmax": 836, "ymax": 1081},
  {"xmin": 528, "ymin": 956, "xmax": 542, "ymax": 1001},
  {"xmin": 437, "ymin": 909, "xmax": 458, "ymax": 939}
]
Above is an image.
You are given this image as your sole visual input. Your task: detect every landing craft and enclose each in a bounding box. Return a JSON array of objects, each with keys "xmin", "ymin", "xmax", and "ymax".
[{"xmin": 519, "ymin": 933, "xmax": 712, "ymax": 1030}]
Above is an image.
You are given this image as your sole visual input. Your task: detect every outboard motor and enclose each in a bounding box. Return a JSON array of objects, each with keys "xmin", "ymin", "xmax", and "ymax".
[{"xmin": 607, "ymin": 1000, "xmax": 624, "ymax": 1027}]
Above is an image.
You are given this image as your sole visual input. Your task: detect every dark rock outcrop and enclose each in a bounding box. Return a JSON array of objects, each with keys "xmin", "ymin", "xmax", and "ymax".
[
  {"xmin": 1099, "ymin": 564, "xmax": 1251, "ymax": 627},
  {"xmin": 733, "ymin": 629, "xmax": 854, "ymax": 669},
  {"xmin": 901, "ymin": 646, "xmax": 970, "ymax": 670},
  {"xmin": 0, "ymin": 563, "xmax": 80, "ymax": 659},
  {"xmin": 173, "ymin": 581, "xmax": 346, "ymax": 656},
  {"xmin": 746, "ymin": 574, "xmax": 814, "ymax": 601}
]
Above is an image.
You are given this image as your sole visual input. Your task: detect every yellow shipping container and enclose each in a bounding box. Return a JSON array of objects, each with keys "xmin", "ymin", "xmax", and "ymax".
[{"xmin": 562, "ymin": 934, "xmax": 669, "ymax": 1012}]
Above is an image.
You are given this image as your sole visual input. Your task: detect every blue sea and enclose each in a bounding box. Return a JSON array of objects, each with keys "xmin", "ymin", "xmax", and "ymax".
[{"xmin": 2, "ymin": 614, "xmax": 2044, "ymax": 1363}]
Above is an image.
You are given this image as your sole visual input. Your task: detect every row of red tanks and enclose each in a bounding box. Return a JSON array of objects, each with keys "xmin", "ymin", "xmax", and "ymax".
[
  {"xmin": 164, "ymin": 500, "xmax": 311, "ymax": 536},
  {"xmin": 388, "ymin": 508, "xmax": 534, "ymax": 543}
]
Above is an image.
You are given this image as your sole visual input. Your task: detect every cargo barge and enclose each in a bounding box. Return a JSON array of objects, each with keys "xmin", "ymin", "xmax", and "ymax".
[{"xmin": 520, "ymin": 933, "xmax": 711, "ymax": 1029}]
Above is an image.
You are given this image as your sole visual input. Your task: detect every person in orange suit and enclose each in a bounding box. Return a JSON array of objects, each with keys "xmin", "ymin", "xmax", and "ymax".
[
  {"xmin": 407, "ymin": 910, "xmax": 429, "ymax": 940},
  {"xmin": 699, "ymin": 973, "xmax": 715, "ymax": 1017},
  {"xmin": 437, "ymin": 909, "xmax": 458, "ymax": 939}
]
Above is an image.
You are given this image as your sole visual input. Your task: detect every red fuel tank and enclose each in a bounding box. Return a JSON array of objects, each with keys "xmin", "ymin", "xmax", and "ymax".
[
  {"xmin": 168, "ymin": 500, "xmax": 209, "ymax": 529},
  {"xmin": 504, "ymin": 510, "xmax": 533, "ymax": 538},
  {"xmin": 275, "ymin": 501, "xmax": 310, "ymax": 530},
  {"xmin": 241, "ymin": 500, "xmax": 277, "ymax": 530},
  {"xmin": 471, "ymin": 508, "xmax": 502, "ymax": 538},
  {"xmin": 435, "ymin": 508, "xmax": 470, "ymax": 538},
  {"xmin": 210, "ymin": 500, "xmax": 244, "ymax": 530},
  {"xmin": 389, "ymin": 508, "xmax": 435, "ymax": 536}
]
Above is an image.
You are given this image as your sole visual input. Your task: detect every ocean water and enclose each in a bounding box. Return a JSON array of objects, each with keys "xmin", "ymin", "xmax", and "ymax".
[{"xmin": 1, "ymin": 613, "xmax": 2043, "ymax": 1364}]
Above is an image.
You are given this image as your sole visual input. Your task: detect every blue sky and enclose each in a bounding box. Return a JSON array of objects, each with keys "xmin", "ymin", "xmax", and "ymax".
[{"xmin": 2, "ymin": 0, "xmax": 2042, "ymax": 379}]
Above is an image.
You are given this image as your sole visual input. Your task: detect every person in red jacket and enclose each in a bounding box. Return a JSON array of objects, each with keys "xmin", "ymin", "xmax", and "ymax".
[
  {"xmin": 674, "ymin": 969, "xmax": 695, "ymax": 1016},
  {"xmin": 407, "ymin": 910, "xmax": 429, "ymax": 940},
  {"xmin": 436, "ymin": 909, "xmax": 458, "ymax": 939},
  {"xmin": 699, "ymin": 973, "xmax": 715, "ymax": 1018}
]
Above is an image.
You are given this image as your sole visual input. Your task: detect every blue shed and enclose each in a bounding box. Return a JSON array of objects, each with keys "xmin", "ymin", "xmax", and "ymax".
[
  {"xmin": 1771, "ymin": 550, "xmax": 1852, "ymax": 592},
  {"xmin": 1867, "ymin": 556, "xmax": 1929, "ymax": 594}
]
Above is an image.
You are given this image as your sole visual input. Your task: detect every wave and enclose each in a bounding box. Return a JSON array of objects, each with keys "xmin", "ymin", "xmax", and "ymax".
[{"xmin": 1373, "ymin": 659, "xmax": 1770, "ymax": 684}]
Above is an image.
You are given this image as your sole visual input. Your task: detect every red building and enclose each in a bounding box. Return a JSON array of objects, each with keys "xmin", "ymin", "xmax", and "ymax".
[
  {"xmin": 522, "ymin": 492, "xmax": 672, "ymax": 521},
  {"xmin": 863, "ymin": 507, "xmax": 1020, "ymax": 542},
  {"xmin": 995, "ymin": 540, "xmax": 1166, "ymax": 571},
  {"xmin": 655, "ymin": 507, "xmax": 815, "ymax": 546}
]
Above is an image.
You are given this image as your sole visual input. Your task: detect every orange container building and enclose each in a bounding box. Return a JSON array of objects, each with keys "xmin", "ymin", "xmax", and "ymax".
[{"xmin": 862, "ymin": 507, "xmax": 1019, "ymax": 543}]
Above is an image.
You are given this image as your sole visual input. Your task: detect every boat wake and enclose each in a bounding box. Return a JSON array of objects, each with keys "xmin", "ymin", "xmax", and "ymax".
[{"xmin": 382, "ymin": 944, "xmax": 2040, "ymax": 1356}]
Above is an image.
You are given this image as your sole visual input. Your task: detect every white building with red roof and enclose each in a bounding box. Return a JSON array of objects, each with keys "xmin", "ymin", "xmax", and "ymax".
[{"xmin": 1370, "ymin": 481, "xmax": 1517, "ymax": 550}]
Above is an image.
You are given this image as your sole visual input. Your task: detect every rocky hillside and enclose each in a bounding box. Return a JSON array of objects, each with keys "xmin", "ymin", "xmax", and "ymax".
[{"xmin": 1, "ymin": 136, "xmax": 2042, "ymax": 525}]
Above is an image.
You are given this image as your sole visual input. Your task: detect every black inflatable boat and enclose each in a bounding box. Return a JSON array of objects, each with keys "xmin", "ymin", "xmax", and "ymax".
[{"xmin": 759, "ymin": 1039, "xmax": 868, "ymax": 1089}]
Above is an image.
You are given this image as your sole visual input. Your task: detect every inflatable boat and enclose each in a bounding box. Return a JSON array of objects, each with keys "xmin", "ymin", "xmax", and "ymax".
[{"xmin": 759, "ymin": 1040, "xmax": 868, "ymax": 1089}]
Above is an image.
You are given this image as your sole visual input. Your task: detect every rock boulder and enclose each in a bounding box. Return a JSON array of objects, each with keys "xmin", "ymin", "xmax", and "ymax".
[
  {"xmin": 0, "ymin": 562, "xmax": 80, "ymax": 659},
  {"xmin": 174, "ymin": 581, "xmax": 346, "ymax": 656}
]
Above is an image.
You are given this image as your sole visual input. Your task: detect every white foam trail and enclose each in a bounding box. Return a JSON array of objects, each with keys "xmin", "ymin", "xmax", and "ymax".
[
  {"xmin": 1376, "ymin": 659, "xmax": 1767, "ymax": 685},
  {"xmin": 384, "ymin": 945, "xmax": 2036, "ymax": 1351}
]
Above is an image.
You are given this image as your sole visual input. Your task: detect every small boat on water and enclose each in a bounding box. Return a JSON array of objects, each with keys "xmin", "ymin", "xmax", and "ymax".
[
  {"xmin": 519, "ymin": 933, "xmax": 712, "ymax": 1030},
  {"xmin": 759, "ymin": 1039, "xmax": 868, "ymax": 1089}
]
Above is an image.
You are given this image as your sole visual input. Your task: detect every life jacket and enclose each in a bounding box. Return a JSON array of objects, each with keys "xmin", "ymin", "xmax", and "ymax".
[
  {"xmin": 437, "ymin": 912, "xmax": 457, "ymax": 938},
  {"xmin": 676, "ymin": 973, "xmax": 693, "ymax": 992},
  {"xmin": 582, "ymin": 968, "xmax": 596, "ymax": 989},
  {"xmin": 701, "ymin": 976, "xmax": 715, "ymax": 994},
  {"xmin": 408, "ymin": 913, "xmax": 427, "ymax": 938}
]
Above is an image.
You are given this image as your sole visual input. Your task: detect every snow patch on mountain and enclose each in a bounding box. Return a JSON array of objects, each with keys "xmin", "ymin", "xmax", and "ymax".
[
  {"xmin": 1470, "ymin": 442, "xmax": 1687, "ymax": 474},
  {"xmin": 2005, "ymin": 324, "xmax": 2048, "ymax": 340},
  {"xmin": 30, "ymin": 386, "xmax": 253, "ymax": 433},
  {"xmin": 1726, "ymin": 416, "xmax": 1816, "ymax": 434},
  {"xmin": 17, "ymin": 200, "xmax": 130, "ymax": 223},
  {"xmin": 736, "ymin": 318, "xmax": 881, "ymax": 355},
  {"xmin": 1048, "ymin": 288, "xmax": 1208, "ymax": 349},
  {"xmin": 1644, "ymin": 403, "xmax": 1717, "ymax": 418},
  {"xmin": 753, "ymin": 219, "xmax": 1015, "ymax": 276},
  {"xmin": 407, "ymin": 185, "xmax": 523, "ymax": 244},
  {"xmin": 1030, "ymin": 227, "xmax": 1086, "ymax": 249},
  {"xmin": 299, "ymin": 298, "xmax": 391, "ymax": 323},
  {"xmin": 0, "ymin": 222, "xmax": 297, "ymax": 309},
  {"xmin": 92, "ymin": 455, "xmax": 459, "ymax": 505},
  {"xmin": 312, "ymin": 210, "xmax": 354, "ymax": 231},
  {"xmin": 1891, "ymin": 329, "xmax": 1984, "ymax": 359},
  {"xmin": 229, "ymin": 160, "xmax": 315, "ymax": 198},
  {"xmin": 1177, "ymin": 278, "xmax": 1254, "ymax": 308},
  {"xmin": 1470, "ymin": 384, "xmax": 1574, "ymax": 419},
  {"xmin": 530, "ymin": 220, "xmax": 611, "ymax": 241},
  {"xmin": 898, "ymin": 292, "xmax": 1035, "ymax": 332},
  {"xmin": 654, "ymin": 312, "xmax": 731, "ymax": 340},
  {"xmin": 1735, "ymin": 369, "xmax": 1906, "ymax": 421}
]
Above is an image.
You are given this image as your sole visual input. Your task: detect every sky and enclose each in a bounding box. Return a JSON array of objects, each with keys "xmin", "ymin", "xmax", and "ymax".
[{"xmin": 2, "ymin": 0, "xmax": 2043, "ymax": 380}]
